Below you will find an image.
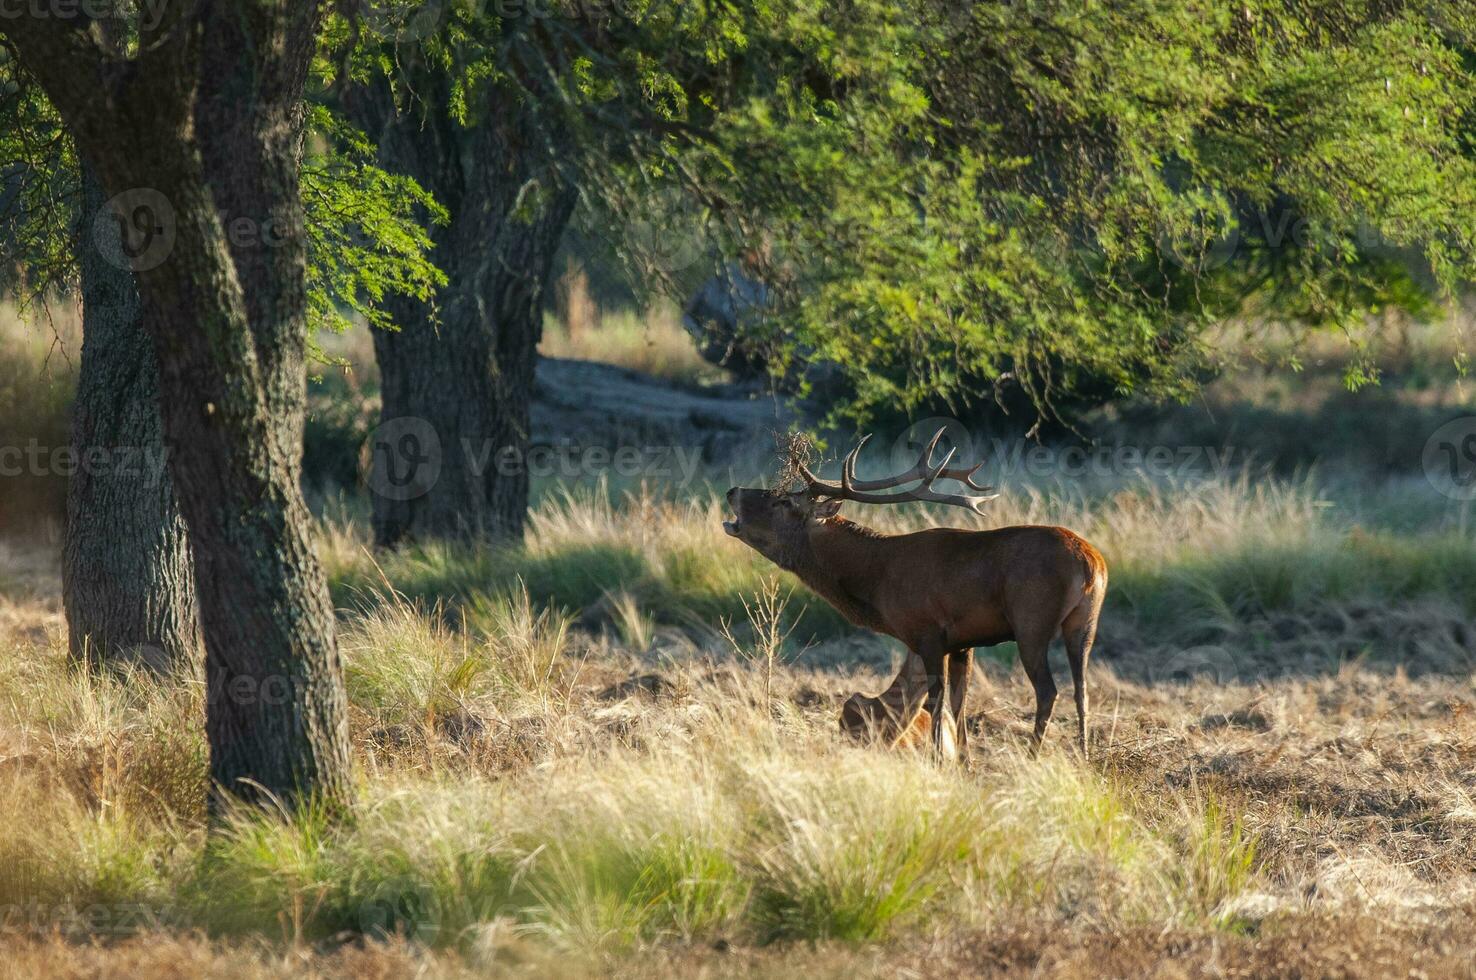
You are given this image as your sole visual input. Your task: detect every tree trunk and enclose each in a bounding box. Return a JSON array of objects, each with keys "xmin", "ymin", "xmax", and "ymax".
[
  {"xmin": 349, "ymin": 80, "xmax": 575, "ymax": 546},
  {"xmin": 4, "ymin": 0, "xmax": 353, "ymax": 812},
  {"xmin": 63, "ymin": 169, "xmax": 199, "ymax": 672}
]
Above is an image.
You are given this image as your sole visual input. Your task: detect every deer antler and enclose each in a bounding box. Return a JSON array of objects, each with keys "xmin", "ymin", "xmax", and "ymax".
[{"xmin": 796, "ymin": 427, "xmax": 999, "ymax": 514}]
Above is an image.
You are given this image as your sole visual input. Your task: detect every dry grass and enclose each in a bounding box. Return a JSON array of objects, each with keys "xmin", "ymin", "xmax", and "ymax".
[
  {"xmin": 0, "ymin": 301, "xmax": 82, "ymax": 537},
  {"xmin": 539, "ymin": 303, "xmax": 721, "ymax": 385},
  {"xmin": 3, "ymin": 286, "xmax": 1475, "ymax": 973},
  {"xmin": 2, "ymin": 465, "xmax": 1476, "ymax": 975}
]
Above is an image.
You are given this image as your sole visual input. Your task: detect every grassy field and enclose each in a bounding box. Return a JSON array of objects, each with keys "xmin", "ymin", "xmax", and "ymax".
[
  {"xmin": 539, "ymin": 303, "xmax": 721, "ymax": 386},
  {"xmin": 3, "ymin": 466, "xmax": 1476, "ymax": 976},
  {"xmin": 4, "ymin": 305, "xmax": 1476, "ymax": 975}
]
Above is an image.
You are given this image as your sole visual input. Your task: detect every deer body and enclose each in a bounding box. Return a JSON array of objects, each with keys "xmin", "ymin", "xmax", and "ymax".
[
  {"xmin": 723, "ymin": 430, "xmax": 1108, "ymax": 758},
  {"xmin": 798, "ymin": 519, "xmax": 1102, "ymax": 649}
]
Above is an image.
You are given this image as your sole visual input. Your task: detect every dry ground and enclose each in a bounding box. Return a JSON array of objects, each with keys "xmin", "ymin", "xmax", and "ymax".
[{"xmin": 3, "ymin": 491, "xmax": 1476, "ymax": 977}]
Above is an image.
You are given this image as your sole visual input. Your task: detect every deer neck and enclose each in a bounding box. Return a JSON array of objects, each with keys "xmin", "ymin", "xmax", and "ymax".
[{"xmin": 785, "ymin": 518, "xmax": 889, "ymax": 632}]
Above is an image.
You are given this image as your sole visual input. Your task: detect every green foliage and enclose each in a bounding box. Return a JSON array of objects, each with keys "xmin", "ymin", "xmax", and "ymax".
[
  {"xmin": 321, "ymin": 0, "xmax": 1476, "ymax": 426},
  {"xmin": 11, "ymin": 2, "xmax": 1476, "ymax": 431},
  {"xmin": 302, "ymin": 106, "xmax": 447, "ymax": 340},
  {"xmin": 696, "ymin": 1, "xmax": 1476, "ymax": 424},
  {"xmin": 318, "ymin": 0, "xmax": 1476, "ymax": 427},
  {"xmin": 0, "ymin": 55, "xmax": 443, "ymax": 342},
  {"xmin": 0, "ymin": 57, "xmax": 76, "ymax": 299}
]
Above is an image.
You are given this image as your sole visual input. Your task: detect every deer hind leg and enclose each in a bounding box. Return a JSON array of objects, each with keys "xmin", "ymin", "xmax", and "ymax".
[
  {"xmin": 1015, "ymin": 628, "xmax": 1057, "ymax": 754},
  {"xmin": 946, "ymin": 648, "xmax": 973, "ymax": 759},
  {"xmin": 1062, "ymin": 594, "xmax": 1104, "ymax": 760}
]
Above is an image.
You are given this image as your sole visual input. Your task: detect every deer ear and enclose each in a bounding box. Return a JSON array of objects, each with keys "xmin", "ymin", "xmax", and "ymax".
[{"xmin": 815, "ymin": 498, "xmax": 843, "ymax": 518}]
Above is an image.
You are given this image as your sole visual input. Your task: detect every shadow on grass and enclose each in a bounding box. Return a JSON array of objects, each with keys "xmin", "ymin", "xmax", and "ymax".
[
  {"xmin": 330, "ymin": 539, "xmax": 853, "ymax": 651},
  {"xmin": 332, "ymin": 523, "xmax": 1476, "ymax": 684}
]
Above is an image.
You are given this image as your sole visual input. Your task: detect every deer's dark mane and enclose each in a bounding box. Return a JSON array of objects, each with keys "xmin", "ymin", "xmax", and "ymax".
[
  {"xmin": 822, "ymin": 515, "xmax": 886, "ymax": 538},
  {"xmin": 779, "ymin": 516, "xmax": 891, "ymax": 633}
]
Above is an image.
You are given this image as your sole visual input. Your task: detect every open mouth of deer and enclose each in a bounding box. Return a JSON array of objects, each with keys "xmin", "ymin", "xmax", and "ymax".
[{"xmin": 722, "ymin": 487, "xmax": 742, "ymax": 536}]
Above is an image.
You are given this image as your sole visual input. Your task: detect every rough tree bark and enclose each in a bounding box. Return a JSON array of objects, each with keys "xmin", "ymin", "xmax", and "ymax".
[
  {"xmin": 2, "ymin": 1, "xmax": 353, "ymax": 811},
  {"xmin": 63, "ymin": 169, "xmax": 199, "ymax": 672},
  {"xmin": 348, "ymin": 79, "xmax": 575, "ymax": 546}
]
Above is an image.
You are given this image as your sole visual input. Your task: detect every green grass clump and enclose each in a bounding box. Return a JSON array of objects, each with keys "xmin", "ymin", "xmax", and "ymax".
[
  {"xmin": 1113, "ymin": 528, "xmax": 1476, "ymax": 646},
  {"xmin": 324, "ymin": 488, "xmax": 852, "ymax": 646},
  {"xmin": 742, "ymin": 751, "xmax": 983, "ymax": 941},
  {"xmin": 341, "ymin": 584, "xmax": 574, "ymax": 730},
  {"xmin": 1174, "ymin": 795, "xmax": 1260, "ymax": 925},
  {"xmin": 170, "ymin": 742, "xmax": 1212, "ymax": 951},
  {"xmin": 0, "ymin": 683, "xmax": 1257, "ymax": 954}
]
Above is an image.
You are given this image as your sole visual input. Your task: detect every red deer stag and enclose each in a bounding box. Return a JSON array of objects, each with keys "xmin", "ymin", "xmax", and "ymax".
[{"xmin": 722, "ymin": 431, "xmax": 1108, "ymax": 758}]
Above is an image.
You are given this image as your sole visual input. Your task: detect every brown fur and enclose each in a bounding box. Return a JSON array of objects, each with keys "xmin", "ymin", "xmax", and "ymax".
[
  {"xmin": 841, "ymin": 695, "xmax": 954, "ymax": 753},
  {"xmin": 839, "ymin": 651, "xmax": 957, "ymax": 754},
  {"xmin": 724, "ymin": 487, "xmax": 1108, "ymax": 757}
]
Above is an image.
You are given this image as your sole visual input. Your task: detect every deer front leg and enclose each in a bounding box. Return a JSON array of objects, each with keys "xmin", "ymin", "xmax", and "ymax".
[
  {"xmin": 910, "ymin": 641, "xmax": 949, "ymax": 757},
  {"xmin": 947, "ymin": 648, "xmax": 973, "ymax": 759}
]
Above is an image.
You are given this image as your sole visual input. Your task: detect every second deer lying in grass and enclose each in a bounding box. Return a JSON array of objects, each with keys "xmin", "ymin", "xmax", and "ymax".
[
  {"xmin": 723, "ymin": 429, "xmax": 1108, "ymax": 758},
  {"xmin": 840, "ymin": 651, "xmax": 957, "ymax": 755}
]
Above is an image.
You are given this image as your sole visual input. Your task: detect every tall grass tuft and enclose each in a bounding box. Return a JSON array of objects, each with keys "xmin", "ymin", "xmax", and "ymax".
[
  {"xmin": 742, "ymin": 749, "xmax": 984, "ymax": 941},
  {"xmin": 1172, "ymin": 793, "xmax": 1260, "ymax": 925},
  {"xmin": 341, "ymin": 582, "xmax": 575, "ymax": 733}
]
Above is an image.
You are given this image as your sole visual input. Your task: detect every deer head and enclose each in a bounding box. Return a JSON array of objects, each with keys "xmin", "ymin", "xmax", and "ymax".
[{"xmin": 722, "ymin": 428, "xmax": 998, "ymax": 566}]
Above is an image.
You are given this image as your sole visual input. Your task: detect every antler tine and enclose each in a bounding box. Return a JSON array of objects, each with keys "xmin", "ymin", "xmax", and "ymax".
[
  {"xmin": 927, "ymin": 444, "xmax": 957, "ymax": 482},
  {"xmin": 799, "ymin": 438, "xmax": 1000, "ymax": 514},
  {"xmin": 844, "ymin": 428, "xmax": 944, "ymax": 491},
  {"xmin": 901, "ymin": 445, "xmax": 1001, "ymax": 512},
  {"xmin": 839, "ymin": 434, "xmax": 872, "ymax": 489},
  {"xmin": 842, "ymin": 433, "xmax": 871, "ymax": 471},
  {"xmin": 954, "ymin": 460, "xmax": 995, "ymax": 493},
  {"xmin": 844, "ymin": 426, "xmax": 996, "ymax": 493}
]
